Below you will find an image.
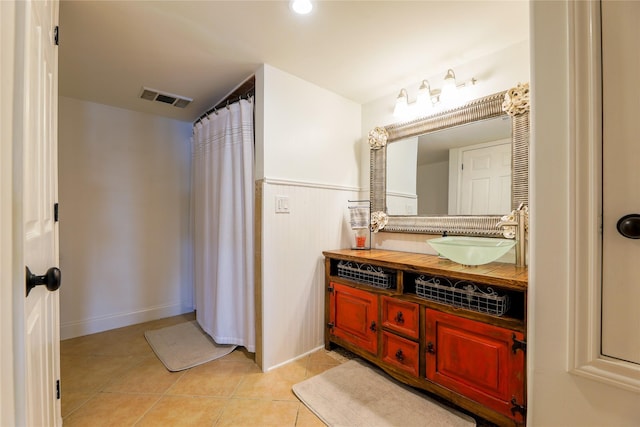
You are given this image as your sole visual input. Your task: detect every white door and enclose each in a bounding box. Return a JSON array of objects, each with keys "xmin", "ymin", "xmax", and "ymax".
[
  {"xmin": 20, "ymin": 0, "xmax": 61, "ymax": 425},
  {"xmin": 601, "ymin": 0, "xmax": 640, "ymax": 365},
  {"xmin": 458, "ymin": 141, "xmax": 511, "ymax": 215}
]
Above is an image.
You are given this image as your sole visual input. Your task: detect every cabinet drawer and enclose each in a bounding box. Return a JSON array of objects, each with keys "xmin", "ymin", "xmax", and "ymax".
[
  {"xmin": 382, "ymin": 296, "xmax": 419, "ymax": 339},
  {"xmin": 382, "ymin": 331, "xmax": 419, "ymax": 376}
]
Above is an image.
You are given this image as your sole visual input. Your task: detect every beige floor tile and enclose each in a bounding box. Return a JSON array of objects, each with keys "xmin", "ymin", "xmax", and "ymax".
[
  {"xmin": 103, "ymin": 355, "xmax": 185, "ymax": 394},
  {"xmin": 233, "ymin": 361, "xmax": 307, "ymax": 401},
  {"xmin": 61, "ymin": 353, "xmax": 144, "ymax": 394},
  {"xmin": 61, "ymin": 390, "xmax": 96, "ymax": 418},
  {"xmin": 60, "ymin": 315, "xmax": 350, "ymax": 426},
  {"xmin": 168, "ymin": 360, "xmax": 258, "ymax": 397},
  {"xmin": 61, "ymin": 330, "xmax": 147, "ymax": 358},
  {"xmin": 305, "ymin": 350, "xmax": 341, "ymax": 378},
  {"xmin": 307, "ymin": 349, "xmax": 342, "ymax": 366},
  {"xmin": 62, "ymin": 392, "xmax": 160, "ymax": 427},
  {"xmin": 220, "ymin": 347, "xmax": 256, "ymax": 364},
  {"xmin": 294, "ymin": 403, "xmax": 326, "ymax": 427},
  {"xmin": 216, "ymin": 398, "xmax": 299, "ymax": 427},
  {"xmin": 61, "ymin": 313, "xmax": 195, "ymax": 358},
  {"xmin": 136, "ymin": 395, "xmax": 226, "ymax": 427}
]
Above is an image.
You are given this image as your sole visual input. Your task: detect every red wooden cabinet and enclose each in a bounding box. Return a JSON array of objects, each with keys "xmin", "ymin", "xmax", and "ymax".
[
  {"xmin": 328, "ymin": 282, "xmax": 378, "ymax": 354},
  {"xmin": 425, "ymin": 309, "xmax": 526, "ymax": 423}
]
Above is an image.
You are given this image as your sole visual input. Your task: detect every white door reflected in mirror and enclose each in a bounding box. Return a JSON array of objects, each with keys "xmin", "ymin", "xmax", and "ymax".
[{"xmin": 386, "ymin": 116, "xmax": 511, "ymax": 216}]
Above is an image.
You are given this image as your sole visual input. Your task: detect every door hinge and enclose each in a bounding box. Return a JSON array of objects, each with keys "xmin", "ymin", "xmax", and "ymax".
[
  {"xmin": 512, "ymin": 333, "xmax": 526, "ymax": 354},
  {"xmin": 328, "ymin": 286, "xmax": 334, "ymax": 293},
  {"xmin": 53, "ymin": 26, "xmax": 59, "ymax": 46},
  {"xmin": 510, "ymin": 397, "xmax": 526, "ymax": 417},
  {"xmin": 56, "ymin": 379, "xmax": 60, "ymax": 399},
  {"xmin": 327, "ymin": 322, "xmax": 334, "ymax": 329},
  {"xmin": 54, "ymin": 203, "xmax": 59, "ymax": 222}
]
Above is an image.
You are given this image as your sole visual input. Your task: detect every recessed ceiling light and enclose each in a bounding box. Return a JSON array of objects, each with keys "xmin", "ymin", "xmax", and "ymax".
[{"xmin": 290, "ymin": 0, "xmax": 313, "ymax": 15}]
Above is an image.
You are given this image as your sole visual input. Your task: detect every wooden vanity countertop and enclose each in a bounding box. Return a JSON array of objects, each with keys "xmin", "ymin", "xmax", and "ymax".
[{"xmin": 323, "ymin": 249, "xmax": 528, "ymax": 291}]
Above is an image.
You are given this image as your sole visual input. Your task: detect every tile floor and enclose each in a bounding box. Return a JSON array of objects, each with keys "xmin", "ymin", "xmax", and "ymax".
[{"xmin": 60, "ymin": 312, "xmax": 338, "ymax": 427}]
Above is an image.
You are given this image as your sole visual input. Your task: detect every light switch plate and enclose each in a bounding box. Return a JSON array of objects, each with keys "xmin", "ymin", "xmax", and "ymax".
[{"xmin": 275, "ymin": 195, "xmax": 290, "ymax": 213}]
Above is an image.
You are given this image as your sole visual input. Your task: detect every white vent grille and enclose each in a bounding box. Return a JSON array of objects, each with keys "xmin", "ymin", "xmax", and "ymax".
[{"xmin": 139, "ymin": 87, "xmax": 192, "ymax": 108}]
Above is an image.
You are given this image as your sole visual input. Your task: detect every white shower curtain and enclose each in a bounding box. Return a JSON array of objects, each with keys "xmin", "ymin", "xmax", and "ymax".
[{"xmin": 191, "ymin": 98, "xmax": 255, "ymax": 352}]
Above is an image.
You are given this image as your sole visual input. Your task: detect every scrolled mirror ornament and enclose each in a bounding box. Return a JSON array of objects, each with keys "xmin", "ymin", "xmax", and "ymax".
[
  {"xmin": 502, "ymin": 82, "xmax": 530, "ymax": 117},
  {"xmin": 370, "ymin": 211, "xmax": 388, "ymax": 233},
  {"xmin": 368, "ymin": 127, "xmax": 389, "ymax": 150}
]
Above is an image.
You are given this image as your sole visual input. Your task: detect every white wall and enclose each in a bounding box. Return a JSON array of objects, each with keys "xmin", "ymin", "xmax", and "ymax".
[
  {"xmin": 255, "ymin": 65, "xmax": 361, "ymax": 370},
  {"xmin": 58, "ymin": 97, "xmax": 193, "ymax": 339},
  {"xmin": 387, "ymin": 136, "xmax": 418, "ymax": 215},
  {"xmin": 529, "ymin": 2, "xmax": 639, "ymax": 425},
  {"xmin": 417, "ymin": 160, "xmax": 448, "ymax": 215}
]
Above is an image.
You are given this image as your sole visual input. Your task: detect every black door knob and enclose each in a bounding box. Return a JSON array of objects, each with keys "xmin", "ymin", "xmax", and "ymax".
[
  {"xmin": 616, "ymin": 214, "xmax": 640, "ymax": 239},
  {"xmin": 26, "ymin": 266, "xmax": 61, "ymax": 296}
]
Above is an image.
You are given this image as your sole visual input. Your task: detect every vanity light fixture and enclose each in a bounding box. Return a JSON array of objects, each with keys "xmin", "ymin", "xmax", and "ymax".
[
  {"xmin": 290, "ymin": 0, "xmax": 313, "ymax": 14},
  {"xmin": 416, "ymin": 80, "xmax": 433, "ymax": 109},
  {"xmin": 393, "ymin": 88, "xmax": 409, "ymax": 118},
  {"xmin": 393, "ymin": 69, "xmax": 478, "ymax": 119}
]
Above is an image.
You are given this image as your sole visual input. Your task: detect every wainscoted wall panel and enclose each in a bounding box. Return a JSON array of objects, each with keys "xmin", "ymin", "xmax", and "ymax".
[{"xmin": 260, "ymin": 179, "xmax": 360, "ymax": 370}]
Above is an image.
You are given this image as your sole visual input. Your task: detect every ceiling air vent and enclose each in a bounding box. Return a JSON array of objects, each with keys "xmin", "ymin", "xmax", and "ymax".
[{"xmin": 139, "ymin": 87, "xmax": 192, "ymax": 109}]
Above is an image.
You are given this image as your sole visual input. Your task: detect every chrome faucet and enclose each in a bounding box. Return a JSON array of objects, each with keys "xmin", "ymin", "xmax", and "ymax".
[{"xmin": 497, "ymin": 203, "xmax": 528, "ymax": 267}]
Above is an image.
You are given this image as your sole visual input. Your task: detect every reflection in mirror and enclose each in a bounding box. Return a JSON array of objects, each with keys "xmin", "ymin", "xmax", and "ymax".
[{"xmin": 386, "ymin": 116, "xmax": 512, "ymax": 216}]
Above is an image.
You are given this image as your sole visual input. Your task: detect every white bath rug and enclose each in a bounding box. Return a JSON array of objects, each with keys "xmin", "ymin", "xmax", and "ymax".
[{"xmin": 145, "ymin": 320, "xmax": 236, "ymax": 372}]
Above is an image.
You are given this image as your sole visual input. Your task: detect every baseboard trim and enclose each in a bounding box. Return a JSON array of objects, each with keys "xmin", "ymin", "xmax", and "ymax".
[
  {"xmin": 60, "ymin": 302, "xmax": 194, "ymax": 340},
  {"xmin": 264, "ymin": 345, "xmax": 325, "ymax": 373}
]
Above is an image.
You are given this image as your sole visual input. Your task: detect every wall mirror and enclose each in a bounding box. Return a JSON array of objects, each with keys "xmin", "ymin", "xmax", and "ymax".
[{"xmin": 370, "ymin": 87, "xmax": 529, "ymax": 236}]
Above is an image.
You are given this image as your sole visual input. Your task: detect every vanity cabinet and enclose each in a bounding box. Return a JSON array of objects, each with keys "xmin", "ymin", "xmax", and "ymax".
[{"xmin": 324, "ymin": 249, "xmax": 528, "ymax": 427}]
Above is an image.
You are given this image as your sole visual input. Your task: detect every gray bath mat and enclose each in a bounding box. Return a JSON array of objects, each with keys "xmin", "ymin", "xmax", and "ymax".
[
  {"xmin": 293, "ymin": 359, "xmax": 476, "ymax": 427},
  {"xmin": 144, "ymin": 320, "xmax": 236, "ymax": 372}
]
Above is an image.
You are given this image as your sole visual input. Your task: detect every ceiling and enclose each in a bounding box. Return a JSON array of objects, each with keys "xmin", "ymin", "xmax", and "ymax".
[{"xmin": 58, "ymin": 1, "xmax": 529, "ymax": 123}]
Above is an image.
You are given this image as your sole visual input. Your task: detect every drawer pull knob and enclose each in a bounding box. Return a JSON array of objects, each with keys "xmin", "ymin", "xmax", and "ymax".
[
  {"xmin": 394, "ymin": 311, "xmax": 404, "ymax": 324},
  {"xmin": 395, "ymin": 349, "xmax": 404, "ymax": 362}
]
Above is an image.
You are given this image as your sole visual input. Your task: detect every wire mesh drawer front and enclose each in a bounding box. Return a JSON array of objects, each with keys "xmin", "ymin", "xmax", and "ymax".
[
  {"xmin": 415, "ymin": 275, "xmax": 510, "ymax": 316},
  {"xmin": 337, "ymin": 260, "xmax": 396, "ymax": 289}
]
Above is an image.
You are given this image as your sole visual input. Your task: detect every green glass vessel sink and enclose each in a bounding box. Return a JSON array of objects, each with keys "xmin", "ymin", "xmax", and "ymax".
[{"xmin": 427, "ymin": 236, "xmax": 516, "ymax": 266}]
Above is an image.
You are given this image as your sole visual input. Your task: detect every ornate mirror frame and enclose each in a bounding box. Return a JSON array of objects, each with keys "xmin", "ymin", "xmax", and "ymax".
[{"xmin": 369, "ymin": 84, "xmax": 530, "ymax": 236}]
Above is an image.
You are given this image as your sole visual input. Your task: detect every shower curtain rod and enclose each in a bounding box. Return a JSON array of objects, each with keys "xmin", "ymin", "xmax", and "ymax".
[{"xmin": 194, "ymin": 92, "xmax": 254, "ymax": 126}]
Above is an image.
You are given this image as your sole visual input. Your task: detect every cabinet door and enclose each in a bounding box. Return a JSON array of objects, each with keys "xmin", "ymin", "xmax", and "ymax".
[
  {"xmin": 329, "ymin": 282, "xmax": 378, "ymax": 354},
  {"xmin": 425, "ymin": 309, "xmax": 525, "ymax": 422}
]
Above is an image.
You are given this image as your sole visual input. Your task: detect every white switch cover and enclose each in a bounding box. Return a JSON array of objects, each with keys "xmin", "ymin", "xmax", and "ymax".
[{"xmin": 275, "ymin": 195, "xmax": 290, "ymax": 213}]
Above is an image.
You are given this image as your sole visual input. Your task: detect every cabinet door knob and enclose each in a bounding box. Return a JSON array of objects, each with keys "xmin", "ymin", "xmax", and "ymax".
[
  {"xmin": 394, "ymin": 311, "xmax": 404, "ymax": 324},
  {"xmin": 369, "ymin": 321, "xmax": 377, "ymax": 332},
  {"xmin": 426, "ymin": 341, "xmax": 435, "ymax": 354},
  {"xmin": 395, "ymin": 349, "xmax": 404, "ymax": 362}
]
